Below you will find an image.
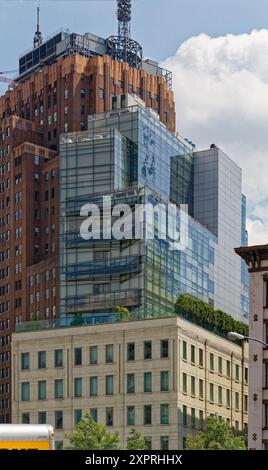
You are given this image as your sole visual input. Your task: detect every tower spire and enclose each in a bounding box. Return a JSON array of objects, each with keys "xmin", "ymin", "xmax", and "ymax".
[
  {"xmin": 117, "ymin": 0, "xmax": 131, "ymax": 40},
  {"xmin": 33, "ymin": 5, "xmax": 42, "ymax": 49},
  {"xmin": 106, "ymin": 0, "xmax": 142, "ymax": 69}
]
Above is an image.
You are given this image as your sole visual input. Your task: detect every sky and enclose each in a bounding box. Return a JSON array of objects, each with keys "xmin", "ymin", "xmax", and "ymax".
[{"xmin": 1, "ymin": 0, "xmax": 268, "ymax": 244}]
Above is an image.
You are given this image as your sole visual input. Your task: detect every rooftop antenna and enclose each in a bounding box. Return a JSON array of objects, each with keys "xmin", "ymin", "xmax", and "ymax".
[
  {"xmin": 106, "ymin": 0, "xmax": 143, "ymax": 69},
  {"xmin": 33, "ymin": 5, "xmax": 42, "ymax": 49}
]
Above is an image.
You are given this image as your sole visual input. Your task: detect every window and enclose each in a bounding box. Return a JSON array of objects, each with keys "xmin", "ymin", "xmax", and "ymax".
[
  {"xmin": 127, "ymin": 406, "xmax": 135, "ymax": 426},
  {"xmin": 21, "ymin": 352, "xmax": 29, "ymax": 370},
  {"xmin": 38, "ymin": 381, "xmax": 46, "ymax": 400},
  {"xmin": 160, "ymin": 404, "xmax": 169, "ymax": 425},
  {"xmin": 160, "ymin": 371, "xmax": 169, "ymax": 392},
  {"xmin": 22, "ymin": 413, "xmax": 30, "ymax": 424},
  {"xmin": 183, "ymin": 405, "xmax": 187, "ymax": 426},
  {"xmin": 245, "ymin": 367, "xmax": 248, "ymax": 385},
  {"xmin": 199, "ymin": 348, "xmax": 204, "ymax": 367},
  {"xmin": 218, "ymin": 357, "xmax": 223, "ymax": 375},
  {"xmin": 199, "ymin": 379, "xmax": 204, "ymax": 399},
  {"xmin": 38, "ymin": 351, "xmax": 46, "ymax": 369},
  {"xmin": 235, "ymin": 392, "xmax": 239, "ymax": 411},
  {"xmin": 265, "ymin": 364, "xmax": 268, "ymax": 388},
  {"xmin": 226, "ymin": 360, "xmax": 231, "ymax": 379},
  {"xmin": 74, "ymin": 348, "xmax": 82, "ymax": 366},
  {"xmin": 144, "ymin": 341, "xmax": 152, "ymax": 360},
  {"xmin": 90, "ymin": 346, "xmax": 98, "ymax": 364},
  {"xmin": 106, "ymin": 375, "xmax": 114, "ymax": 395},
  {"xmin": 55, "ymin": 379, "xmax": 63, "ymax": 399},
  {"xmin": 55, "ymin": 441, "xmax": 63, "ymax": 450},
  {"xmin": 191, "ymin": 408, "xmax": 195, "ymax": 427},
  {"xmin": 264, "ymin": 404, "xmax": 268, "ymax": 429},
  {"xmin": 144, "ymin": 372, "xmax": 152, "ymax": 393},
  {"xmin": 144, "ymin": 437, "xmax": 152, "ymax": 450},
  {"xmin": 90, "ymin": 377, "xmax": 98, "ymax": 396},
  {"xmin": 182, "ymin": 341, "xmax": 187, "ymax": 361},
  {"xmin": 191, "ymin": 345, "xmax": 195, "ymax": 364},
  {"xmin": 127, "ymin": 374, "xmax": 135, "ymax": 394},
  {"xmin": 55, "ymin": 411, "xmax": 63, "ymax": 429},
  {"xmin": 158, "ymin": 435, "xmax": 168, "ymax": 450},
  {"xmin": 106, "ymin": 407, "xmax": 113, "ymax": 426},
  {"xmin": 106, "ymin": 345, "xmax": 114, "ymax": 363},
  {"xmin": 127, "ymin": 343, "xmax": 135, "ymax": 361},
  {"xmin": 34, "ymin": 155, "xmax": 40, "ymax": 166},
  {"xmin": 38, "ymin": 412, "xmax": 46, "ymax": 424},
  {"xmin": 218, "ymin": 386, "xmax": 223, "ymax": 406},
  {"xmin": 235, "ymin": 364, "xmax": 239, "ymax": 382},
  {"xmin": 90, "ymin": 409, "xmax": 98, "ymax": 422},
  {"xmin": 199, "ymin": 410, "xmax": 204, "ymax": 430},
  {"xmin": 209, "ymin": 383, "xmax": 214, "ymax": 403},
  {"xmin": 55, "ymin": 349, "xmax": 63, "ymax": 368},
  {"xmin": 160, "ymin": 340, "xmax": 169, "ymax": 358},
  {"xmin": 191, "ymin": 376, "xmax": 196, "ymax": 397},
  {"xmin": 244, "ymin": 395, "xmax": 248, "ymax": 413},
  {"xmin": 74, "ymin": 378, "xmax": 82, "ymax": 398},
  {"xmin": 144, "ymin": 405, "xmax": 152, "ymax": 425},
  {"xmin": 210, "ymin": 353, "xmax": 214, "ymax": 372},
  {"xmin": 74, "ymin": 409, "xmax": 82, "ymax": 425},
  {"xmin": 99, "ymin": 88, "xmax": 105, "ymax": 99},
  {"xmin": 226, "ymin": 389, "xmax": 231, "ymax": 408},
  {"xmin": 182, "ymin": 373, "xmax": 187, "ymax": 394}
]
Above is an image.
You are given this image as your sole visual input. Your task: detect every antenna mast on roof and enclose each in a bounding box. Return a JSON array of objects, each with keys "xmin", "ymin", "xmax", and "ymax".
[
  {"xmin": 33, "ymin": 5, "xmax": 43, "ymax": 49},
  {"xmin": 106, "ymin": 0, "xmax": 143, "ymax": 69}
]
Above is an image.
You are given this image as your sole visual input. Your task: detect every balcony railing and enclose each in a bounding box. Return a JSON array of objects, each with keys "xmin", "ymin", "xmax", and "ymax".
[{"xmin": 65, "ymin": 255, "xmax": 141, "ymax": 280}]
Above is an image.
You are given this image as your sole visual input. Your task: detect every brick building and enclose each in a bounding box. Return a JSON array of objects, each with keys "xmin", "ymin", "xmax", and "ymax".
[{"xmin": 0, "ymin": 30, "xmax": 175, "ymax": 422}]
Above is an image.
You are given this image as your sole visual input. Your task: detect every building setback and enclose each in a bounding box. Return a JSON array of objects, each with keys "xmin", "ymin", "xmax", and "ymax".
[
  {"xmin": 11, "ymin": 316, "xmax": 248, "ymax": 450},
  {"xmin": 235, "ymin": 244, "xmax": 268, "ymax": 450},
  {"xmin": 0, "ymin": 33, "xmax": 175, "ymax": 423}
]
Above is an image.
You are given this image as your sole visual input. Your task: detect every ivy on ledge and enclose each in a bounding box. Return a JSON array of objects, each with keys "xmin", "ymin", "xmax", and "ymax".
[{"xmin": 174, "ymin": 295, "xmax": 249, "ymax": 339}]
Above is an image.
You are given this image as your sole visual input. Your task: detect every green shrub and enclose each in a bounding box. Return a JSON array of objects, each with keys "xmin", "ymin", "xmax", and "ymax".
[{"xmin": 174, "ymin": 294, "xmax": 248, "ymax": 338}]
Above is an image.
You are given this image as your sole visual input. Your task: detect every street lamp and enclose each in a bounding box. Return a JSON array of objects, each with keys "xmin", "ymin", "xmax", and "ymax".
[
  {"xmin": 227, "ymin": 331, "xmax": 268, "ymax": 348},
  {"xmin": 227, "ymin": 331, "xmax": 268, "ymax": 432}
]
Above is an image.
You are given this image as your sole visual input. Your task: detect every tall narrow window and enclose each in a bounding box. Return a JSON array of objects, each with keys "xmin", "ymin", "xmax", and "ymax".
[
  {"xmin": 105, "ymin": 345, "xmax": 114, "ymax": 363},
  {"xmin": 127, "ymin": 343, "xmax": 135, "ymax": 361},
  {"xmin": 264, "ymin": 278, "xmax": 268, "ymax": 308},
  {"xmin": 161, "ymin": 340, "xmax": 169, "ymax": 358},
  {"xmin": 105, "ymin": 376, "xmax": 114, "ymax": 395},
  {"xmin": 144, "ymin": 341, "xmax": 152, "ymax": 360},
  {"xmin": 90, "ymin": 377, "xmax": 98, "ymax": 396},
  {"xmin": 265, "ymin": 404, "xmax": 268, "ymax": 428},
  {"xmin": 182, "ymin": 373, "xmax": 187, "ymax": 394},
  {"xmin": 127, "ymin": 374, "xmax": 135, "ymax": 394},
  {"xmin": 182, "ymin": 341, "xmax": 187, "ymax": 361},
  {"xmin": 90, "ymin": 346, "xmax": 98, "ymax": 364},
  {"xmin": 160, "ymin": 371, "xmax": 169, "ymax": 392},
  {"xmin": 265, "ymin": 363, "xmax": 268, "ymax": 389},
  {"xmin": 160, "ymin": 404, "xmax": 169, "ymax": 425},
  {"xmin": 191, "ymin": 345, "xmax": 195, "ymax": 364}
]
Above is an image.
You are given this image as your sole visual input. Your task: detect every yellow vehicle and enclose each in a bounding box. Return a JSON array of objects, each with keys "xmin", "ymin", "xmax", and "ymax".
[{"xmin": 0, "ymin": 424, "xmax": 55, "ymax": 450}]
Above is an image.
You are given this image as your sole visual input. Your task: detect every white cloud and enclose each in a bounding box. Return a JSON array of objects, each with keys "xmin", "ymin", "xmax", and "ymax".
[{"xmin": 161, "ymin": 29, "xmax": 268, "ymax": 245}]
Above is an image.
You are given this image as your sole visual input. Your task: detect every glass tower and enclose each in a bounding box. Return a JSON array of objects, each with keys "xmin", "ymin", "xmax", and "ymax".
[{"xmin": 59, "ymin": 96, "xmax": 248, "ymax": 323}]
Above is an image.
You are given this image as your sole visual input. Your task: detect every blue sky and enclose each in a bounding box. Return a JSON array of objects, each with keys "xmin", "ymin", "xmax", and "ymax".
[
  {"xmin": 1, "ymin": 0, "xmax": 268, "ymax": 244},
  {"xmin": 1, "ymin": 0, "xmax": 268, "ymax": 76}
]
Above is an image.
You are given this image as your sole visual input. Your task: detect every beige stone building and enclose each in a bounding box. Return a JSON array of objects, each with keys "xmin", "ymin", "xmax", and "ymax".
[
  {"xmin": 236, "ymin": 244, "xmax": 268, "ymax": 450},
  {"xmin": 11, "ymin": 316, "xmax": 248, "ymax": 450}
]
